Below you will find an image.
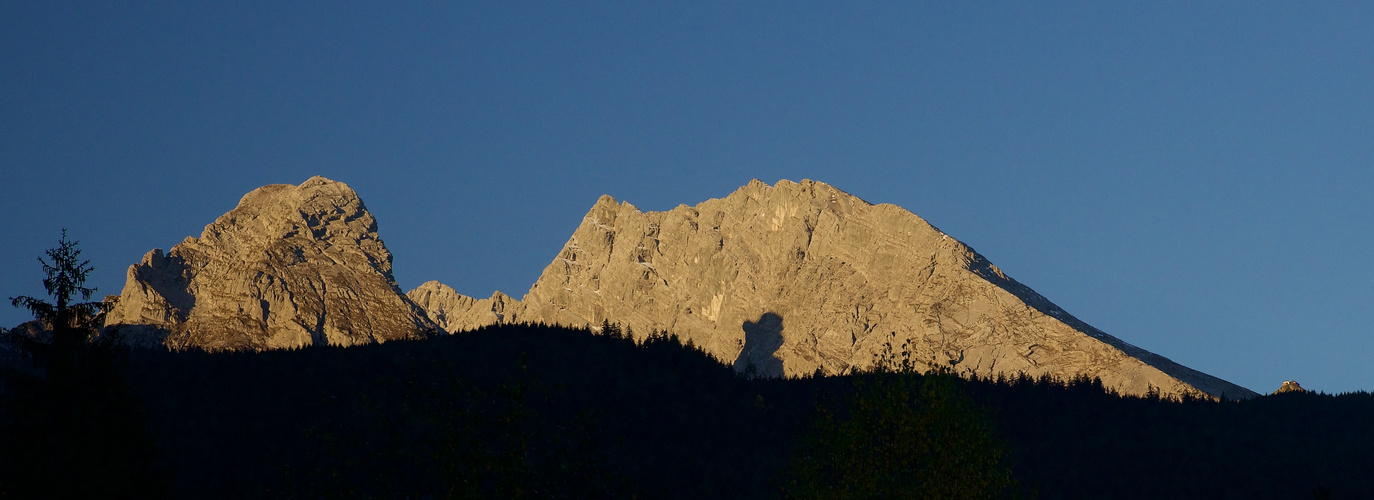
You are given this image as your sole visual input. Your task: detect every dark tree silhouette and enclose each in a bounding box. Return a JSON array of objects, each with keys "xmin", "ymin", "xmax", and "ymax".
[
  {"xmin": 9, "ymin": 228, "xmax": 109, "ymax": 346},
  {"xmin": 0, "ymin": 229, "xmax": 160, "ymax": 499},
  {"xmin": 786, "ymin": 333, "xmax": 1017, "ymax": 499}
]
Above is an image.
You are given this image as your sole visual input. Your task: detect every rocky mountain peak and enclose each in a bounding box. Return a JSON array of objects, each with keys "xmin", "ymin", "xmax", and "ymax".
[
  {"xmin": 195, "ymin": 176, "xmax": 388, "ymax": 268},
  {"xmin": 96, "ymin": 175, "xmax": 1254, "ymax": 400},
  {"xmin": 406, "ymin": 281, "xmax": 520, "ymax": 333},
  {"xmin": 1274, "ymin": 380, "xmax": 1309, "ymax": 394},
  {"xmin": 105, "ymin": 176, "xmax": 437, "ymax": 351},
  {"xmin": 412, "ymin": 178, "xmax": 1256, "ymax": 400}
]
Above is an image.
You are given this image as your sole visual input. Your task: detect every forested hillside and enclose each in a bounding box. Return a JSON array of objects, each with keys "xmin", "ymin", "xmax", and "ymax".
[{"xmin": 4, "ymin": 323, "xmax": 1370, "ymax": 498}]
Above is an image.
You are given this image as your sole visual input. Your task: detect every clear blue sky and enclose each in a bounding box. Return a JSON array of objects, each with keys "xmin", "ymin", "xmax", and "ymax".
[{"xmin": 3, "ymin": 2, "xmax": 1371, "ymax": 394}]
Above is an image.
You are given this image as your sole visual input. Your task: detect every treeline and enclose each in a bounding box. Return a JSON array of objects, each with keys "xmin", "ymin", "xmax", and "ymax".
[
  {"xmin": 122, "ymin": 323, "xmax": 792, "ymax": 498},
  {"xmin": 970, "ymin": 373, "xmax": 1373, "ymax": 499},
  {"xmin": 3, "ymin": 322, "xmax": 1372, "ymax": 498}
]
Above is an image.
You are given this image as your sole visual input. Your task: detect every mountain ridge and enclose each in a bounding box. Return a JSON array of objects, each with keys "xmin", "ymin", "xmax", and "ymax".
[
  {"xmin": 414, "ymin": 178, "xmax": 1256, "ymax": 399},
  {"xmin": 98, "ymin": 175, "xmax": 1254, "ymax": 399}
]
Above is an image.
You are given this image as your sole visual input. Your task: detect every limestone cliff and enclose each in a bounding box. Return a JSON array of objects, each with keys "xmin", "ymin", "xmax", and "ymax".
[
  {"xmin": 105, "ymin": 176, "xmax": 438, "ymax": 351},
  {"xmin": 406, "ymin": 281, "xmax": 519, "ymax": 333},
  {"xmin": 416, "ymin": 179, "xmax": 1256, "ymax": 400}
]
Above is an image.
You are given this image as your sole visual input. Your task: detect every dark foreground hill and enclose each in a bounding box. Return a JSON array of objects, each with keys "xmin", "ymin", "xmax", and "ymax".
[{"xmin": 3, "ymin": 324, "xmax": 1371, "ymax": 498}]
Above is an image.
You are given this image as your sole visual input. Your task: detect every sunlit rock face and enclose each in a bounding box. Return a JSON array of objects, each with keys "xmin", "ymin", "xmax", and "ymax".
[
  {"xmin": 416, "ymin": 179, "xmax": 1256, "ymax": 400},
  {"xmin": 406, "ymin": 281, "xmax": 519, "ymax": 333},
  {"xmin": 1273, "ymin": 380, "xmax": 1309, "ymax": 394},
  {"xmin": 105, "ymin": 176, "xmax": 439, "ymax": 351}
]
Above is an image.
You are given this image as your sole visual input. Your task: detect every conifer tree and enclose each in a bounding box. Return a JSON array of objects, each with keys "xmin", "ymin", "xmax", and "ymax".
[
  {"xmin": 1, "ymin": 229, "xmax": 160, "ymax": 499},
  {"xmin": 10, "ymin": 228, "xmax": 108, "ymax": 347},
  {"xmin": 786, "ymin": 333, "xmax": 1017, "ymax": 498}
]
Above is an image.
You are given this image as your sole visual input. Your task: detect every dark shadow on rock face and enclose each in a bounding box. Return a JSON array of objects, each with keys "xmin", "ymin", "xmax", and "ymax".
[
  {"xmin": 733, "ymin": 312, "xmax": 785, "ymax": 378},
  {"xmin": 102, "ymin": 324, "xmax": 173, "ymax": 350},
  {"xmin": 137, "ymin": 249, "xmax": 196, "ymax": 321}
]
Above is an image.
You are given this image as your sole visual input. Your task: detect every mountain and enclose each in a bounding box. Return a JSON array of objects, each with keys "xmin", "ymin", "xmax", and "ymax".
[
  {"xmin": 97, "ymin": 176, "xmax": 1253, "ymax": 399},
  {"xmin": 406, "ymin": 282, "xmax": 520, "ymax": 334},
  {"xmin": 104, "ymin": 176, "xmax": 438, "ymax": 351},
  {"xmin": 418, "ymin": 179, "xmax": 1256, "ymax": 399},
  {"xmin": 1273, "ymin": 380, "xmax": 1309, "ymax": 394}
]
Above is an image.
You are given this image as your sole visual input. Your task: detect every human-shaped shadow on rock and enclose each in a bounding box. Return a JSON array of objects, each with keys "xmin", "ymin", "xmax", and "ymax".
[{"xmin": 732, "ymin": 312, "xmax": 785, "ymax": 378}]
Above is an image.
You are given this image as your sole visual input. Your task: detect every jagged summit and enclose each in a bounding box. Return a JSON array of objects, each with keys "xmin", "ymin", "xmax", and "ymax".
[
  {"xmin": 1274, "ymin": 380, "xmax": 1309, "ymax": 394},
  {"xmin": 104, "ymin": 176, "xmax": 438, "ymax": 351},
  {"xmin": 414, "ymin": 179, "xmax": 1256, "ymax": 400},
  {"xmin": 406, "ymin": 281, "xmax": 518, "ymax": 333},
  {"xmin": 99, "ymin": 176, "xmax": 1253, "ymax": 399}
]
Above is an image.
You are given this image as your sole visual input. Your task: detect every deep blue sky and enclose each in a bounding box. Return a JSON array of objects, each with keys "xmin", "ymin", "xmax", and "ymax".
[{"xmin": 3, "ymin": 2, "xmax": 1371, "ymax": 394}]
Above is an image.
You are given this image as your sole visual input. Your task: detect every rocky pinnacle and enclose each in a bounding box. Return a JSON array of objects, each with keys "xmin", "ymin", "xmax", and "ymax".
[{"xmin": 105, "ymin": 176, "xmax": 439, "ymax": 351}]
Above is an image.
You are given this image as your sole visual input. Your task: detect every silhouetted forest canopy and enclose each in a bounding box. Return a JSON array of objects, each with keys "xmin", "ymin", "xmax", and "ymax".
[
  {"xmin": 0, "ymin": 234, "xmax": 1367, "ymax": 499},
  {"xmin": 3, "ymin": 320, "xmax": 1371, "ymax": 499}
]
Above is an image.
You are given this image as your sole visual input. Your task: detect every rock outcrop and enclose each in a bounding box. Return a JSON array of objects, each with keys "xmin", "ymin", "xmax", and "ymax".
[
  {"xmin": 105, "ymin": 176, "xmax": 439, "ymax": 351},
  {"xmin": 406, "ymin": 281, "xmax": 519, "ymax": 333},
  {"xmin": 1273, "ymin": 380, "xmax": 1309, "ymax": 394},
  {"xmin": 416, "ymin": 179, "xmax": 1256, "ymax": 400}
]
